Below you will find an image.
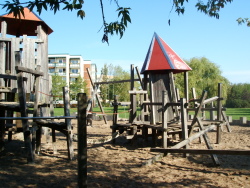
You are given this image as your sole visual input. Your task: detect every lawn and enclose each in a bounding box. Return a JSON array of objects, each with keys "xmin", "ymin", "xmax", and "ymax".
[
  {"xmin": 225, "ymin": 108, "xmax": 250, "ymax": 120},
  {"xmin": 53, "ymin": 107, "xmax": 250, "ymax": 121}
]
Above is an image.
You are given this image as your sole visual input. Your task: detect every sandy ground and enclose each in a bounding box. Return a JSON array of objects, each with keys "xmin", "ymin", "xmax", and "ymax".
[{"xmin": 0, "ymin": 120, "xmax": 249, "ymax": 188}]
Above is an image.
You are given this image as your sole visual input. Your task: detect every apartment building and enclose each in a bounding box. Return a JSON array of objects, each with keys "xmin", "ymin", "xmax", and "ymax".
[{"xmin": 48, "ymin": 54, "xmax": 96, "ymax": 96}]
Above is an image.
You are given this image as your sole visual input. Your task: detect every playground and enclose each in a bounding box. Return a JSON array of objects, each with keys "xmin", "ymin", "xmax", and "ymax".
[
  {"xmin": 0, "ymin": 7, "xmax": 249, "ymax": 188},
  {"xmin": 0, "ymin": 119, "xmax": 249, "ymax": 187}
]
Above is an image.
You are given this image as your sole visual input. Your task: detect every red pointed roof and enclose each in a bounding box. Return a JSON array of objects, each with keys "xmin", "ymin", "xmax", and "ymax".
[
  {"xmin": 0, "ymin": 7, "xmax": 53, "ymax": 36},
  {"xmin": 141, "ymin": 33, "xmax": 191, "ymax": 74}
]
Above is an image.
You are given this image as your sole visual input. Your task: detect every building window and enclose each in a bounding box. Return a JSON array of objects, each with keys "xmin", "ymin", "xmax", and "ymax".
[
  {"xmin": 70, "ymin": 78, "xmax": 76, "ymax": 82},
  {"xmin": 71, "ymin": 69, "xmax": 78, "ymax": 73},
  {"xmin": 71, "ymin": 59, "xmax": 79, "ymax": 64},
  {"xmin": 58, "ymin": 58, "xmax": 66, "ymax": 63},
  {"xmin": 49, "ymin": 59, "xmax": 55, "ymax": 63},
  {"xmin": 49, "ymin": 68, "xmax": 55, "ymax": 73}
]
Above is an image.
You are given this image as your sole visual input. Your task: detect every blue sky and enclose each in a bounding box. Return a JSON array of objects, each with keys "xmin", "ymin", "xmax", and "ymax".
[{"xmin": 35, "ymin": 1, "xmax": 250, "ymax": 84}]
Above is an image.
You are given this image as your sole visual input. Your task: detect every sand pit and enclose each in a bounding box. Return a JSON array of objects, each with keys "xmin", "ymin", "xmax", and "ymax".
[{"xmin": 0, "ymin": 120, "xmax": 249, "ymax": 188}]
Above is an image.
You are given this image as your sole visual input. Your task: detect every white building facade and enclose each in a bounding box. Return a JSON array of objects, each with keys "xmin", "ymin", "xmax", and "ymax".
[{"xmin": 48, "ymin": 53, "xmax": 97, "ymax": 95}]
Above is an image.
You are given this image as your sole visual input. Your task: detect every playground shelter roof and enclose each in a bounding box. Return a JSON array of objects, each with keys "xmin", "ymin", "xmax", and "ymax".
[
  {"xmin": 141, "ymin": 32, "xmax": 192, "ymax": 74},
  {"xmin": 0, "ymin": 7, "xmax": 53, "ymax": 36}
]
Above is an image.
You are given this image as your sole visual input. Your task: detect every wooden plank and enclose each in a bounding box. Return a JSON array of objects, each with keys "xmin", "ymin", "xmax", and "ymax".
[
  {"xmin": 162, "ymin": 91, "xmax": 168, "ymax": 148},
  {"xmin": 1, "ymin": 21, "xmax": 7, "ymax": 37},
  {"xmin": 87, "ymin": 68, "xmax": 107, "ymax": 124},
  {"xmin": 173, "ymin": 124, "xmax": 216, "ymax": 149},
  {"xmin": 216, "ymin": 83, "xmax": 223, "ymax": 144},
  {"xmin": 184, "ymin": 72, "xmax": 189, "ymax": 102},
  {"xmin": 169, "ymin": 72, "xmax": 179, "ymax": 118},
  {"xmin": 15, "ymin": 66, "xmax": 44, "ymax": 76},
  {"xmin": 135, "ymin": 66, "xmax": 143, "ymax": 88},
  {"xmin": 129, "ymin": 90, "xmax": 147, "ymax": 94},
  {"xmin": 129, "ymin": 64, "xmax": 137, "ymax": 123},
  {"xmin": 77, "ymin": 93, "xmax": 87, "ymax": 188},
  {"xmin": 189, "ymin": 90, "xmax": 207, "ymax": 135},
  {"xmin": 222, "ymin": 111, "xmax": 232, "ymax": 132},
  {"xmin": 17, "ymin": 72, "xmax": 34, "ymax": 163},
  {"xmin": 151, "ymin": 148, "xmax": 250, "ymax": 155},
  {"xmin": 0, "ymin": 109, "xmax": 5, "ymax": 152},
  {"xmin": 197, "ymin": 118, "xmax": 220, "ymax": 165},
  {"xmin": 0, "ymin": 38, "xmax": 11, "ymax": 42},
  {"xmin": 203, "ymin": 96, "xmax": 219, "ymax": 105},
  {"xmin": 180, "ymin": 98, "xmax": 189, "ymax": 157},
  {"xmin": 63, "ymin": 86, "xmax": 74, "ymax": 160},
  {"xmin": 187, "ymin": 107, "xmax": 226, "ymax": 111},
  {"xmin": 95, "ymin": 79, "xmax": 140, "ymax": 85}
]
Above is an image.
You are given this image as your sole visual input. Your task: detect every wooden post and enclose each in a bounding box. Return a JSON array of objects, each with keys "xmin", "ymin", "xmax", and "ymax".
[
  {"xmin": 180, "ymin": 98, "xmax": 189, "ymax": 157},
  {"xmin": 129, "ymin": 64, "xmax": 136, "ymax": 123},
  {"xmin": 17, "ymin": 72, "xmax": 34, "ymax": 163},
  {"xmin": 210, "ymin": 102, "xmax": 214, "ymax": 120},
  {"xmin": 63, "ymin": 86, "xmax": 74, "ymax": 160},
  {"xmin": 184, "ymin": 72, "xmax": 189, "ymax": 102},
  {"xmin": 149, "ymin": 73, "xmax": 155, "ymax": 124},
  {"xmin": 143, "ymin": 73, "xmax": 149, "ymax": 121},
  {"xmin": 197, "ymin": 118, "xmax": 220, "ymax": 166},
  {"xmin": 189, "ymin": 90, "xmax": 207, "ymax": 136},
  {"xmin": 135, "ymin": 66, "xmax": 143, "ymax": 88},
  {"xmin": 78, "ymin": 93, "xmax": 87, "ymax": 188},
  {"xmin": 112, "ymin": 95, "xmax": 118, "ymax": 144},
  {"xmin": 86, "ymin": 68, "xmax": 107, "ymax": 124},
  {"xmin": 169, "ymin": 72, "xmax": 179, "ymax": 118},
  {"xmin": 0, "ymin": 109, "xmax": 5, "ymax": 152},
  {"xmin": 162, "ymin": 91, "xmax": 168, "ymax": 148},
  {"xmin": 112, "ymin": 95, "xmax": 118, "ymax": 125},
  {"xmin": 216, "ymin": 83, "xmax": 222, "ymax": 144}
]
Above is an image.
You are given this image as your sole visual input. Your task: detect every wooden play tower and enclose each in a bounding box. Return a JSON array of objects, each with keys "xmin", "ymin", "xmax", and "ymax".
[
  {"xmin": 0, "ymin": 8, "xmax": 56, "ymax": 162},
  {"xmin": 110, "ymin": 33, "xmax": 242, "ymax": 166}
]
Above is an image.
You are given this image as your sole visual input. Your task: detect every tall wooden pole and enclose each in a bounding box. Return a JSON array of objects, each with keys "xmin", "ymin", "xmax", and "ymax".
[{"xmin": 78, "ymin": 93, "xmax": 87, "ymax": 188}]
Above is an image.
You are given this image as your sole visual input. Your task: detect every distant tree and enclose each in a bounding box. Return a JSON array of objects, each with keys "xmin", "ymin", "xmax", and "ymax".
[
  {"xmin": 111, "ymin": 66, "xmax": 131, "ymax": 102},
  {"xmin": 175, "ymin": 57, "xmax": 230, "ymax": 101},
  {"xmin": 69, "ymin": 76, "xmax": 87, "ymax": 100},
  {"xmin": 99, "ymin": 63, "xmax": 139, "ymax": 105},
  {"xmin": 51, "ymin": 75, "xmax": 67, "ymax": 101},
  {"xmin": 226, "ymin": 83, "xmax": 250, "ymax": 108},
  {"xmin": 99, "ymin": 63, "xmax": 112, "ymax": 106}
]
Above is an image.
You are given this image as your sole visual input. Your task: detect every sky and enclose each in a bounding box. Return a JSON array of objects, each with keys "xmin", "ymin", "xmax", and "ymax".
[{"xmin": 7, "ymin": 0, "xmax": 250, "ymax": 84}]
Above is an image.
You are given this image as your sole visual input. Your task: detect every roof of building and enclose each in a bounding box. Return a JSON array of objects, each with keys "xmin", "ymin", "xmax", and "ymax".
[
  {"xmin": 0, "ymin": 7, "xmax": 53, "ymax": 36},
  {"xmin": 141, "ymin": 32, "xmax": 192, "ymax": 74}
]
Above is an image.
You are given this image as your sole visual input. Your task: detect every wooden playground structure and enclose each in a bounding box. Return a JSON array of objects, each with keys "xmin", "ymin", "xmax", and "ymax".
[
  {"xmin": 0, "ymin": 8, "xmax": 77, "ymax": 163},
  {"xmin": 0, "ymin": 10, "xmax": 249, "ymax": 187},
  {"xmin": 91, "ymin": 33, "xmax": 250, "ymax": 166}
]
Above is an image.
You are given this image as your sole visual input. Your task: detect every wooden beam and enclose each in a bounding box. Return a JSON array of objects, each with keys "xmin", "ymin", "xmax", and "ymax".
[
  {"xmin": 77, "ymin": 93, "xmax": 87, "ymax": 188},
  {"xmin": 129, "ymin": 90, "xmax": 147, "ymax": 94},
  {"xmin": 63, "ymin": 86, "xmax": 74, "ymax": 160},
  {"xmin": 135, "ymin": 66, "xmax": 143, "ymax": 88},
  {"xmin": 15, "ymin": 66, "xmax": 44, "ymax": 76},
  {"xmin": 86, "ymin": 68, "xmax": 107, "ymax": 124},
  {"xmin": 151, "ymin": 148, "xmax": 250, "ymax": 155},
  {"xmin": 203, "ymin": 96, "xmax": 219, "ymax": 105},
  {"xmin": 173, "ymin": 124, "xmax": 216, "ymax": 149},
  {"xmin": 95, "ymin": 79, "xmax": 140, "ymax": 85}
]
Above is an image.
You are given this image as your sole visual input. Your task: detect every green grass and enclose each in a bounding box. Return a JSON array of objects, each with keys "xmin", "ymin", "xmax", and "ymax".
[
  {"xmin": 53, "ymin": 107, "xmax": 250, "ymax": 121},
  {"xmin": 225, "ymin": 108, "xmax": 250, "ymax": 120}
]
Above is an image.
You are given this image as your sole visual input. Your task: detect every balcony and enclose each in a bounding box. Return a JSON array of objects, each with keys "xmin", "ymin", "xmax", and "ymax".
[
  {"xmin": 70, "ymin": 73, "xmax": 80, "ymax": 77},
  {"xmin": 57, "ymin": 72, "xmax": 66, "ymax": 76},
  {"xmin": 56, "ymin": 63, "xmax": 66, "ymax": 67},
  {"xmin": 48, "ymin": 63, "xmax": 56, "ymax": 68},
  {"xmin": 70, "ymin": 64, "xmax": 80, "ymax": 68}
]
